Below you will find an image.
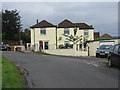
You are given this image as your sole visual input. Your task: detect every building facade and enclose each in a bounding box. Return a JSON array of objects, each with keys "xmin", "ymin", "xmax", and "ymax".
[{"xmin": 30, "ymin": 19, "xmax": 94, "ymax": 51}]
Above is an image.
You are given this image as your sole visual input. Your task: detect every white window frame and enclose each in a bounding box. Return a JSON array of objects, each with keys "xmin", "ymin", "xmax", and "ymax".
[
  {"xmin": 44, "ymin": 41, "xmax": 49, "ymax": 50},
  {"xmin": 64, "ymin": 28, "xmax": 69, "ymax": 35},
  {"xmin": 40, "ymin": 28, "xmax": 46, "ymax": 35},
  {"xmin": 64, "ymin": 41, "xmax": 70, "ymax": 46},
  {"xmin": 84, "ymin": 30, "xmax": 89, "ymax": 36}
]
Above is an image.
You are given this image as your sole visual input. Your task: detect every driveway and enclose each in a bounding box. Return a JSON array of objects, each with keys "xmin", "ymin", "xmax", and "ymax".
[{"xmin": 2, "ymin": 51, "xmax": 119, "ymax": 88}]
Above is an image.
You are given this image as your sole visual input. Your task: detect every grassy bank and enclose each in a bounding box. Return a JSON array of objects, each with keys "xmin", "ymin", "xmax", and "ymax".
[{"xmin": 2, "ymin": 56, "xmax": 25, "ymax": 88}]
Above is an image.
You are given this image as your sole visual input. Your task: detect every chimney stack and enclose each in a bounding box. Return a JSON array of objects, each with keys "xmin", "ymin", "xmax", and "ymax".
[
  {"xmin": 90, "ymin": 25, "xmax": 93, "ymax": 28},
  {"xmin": 37, "ymin": 19, "xmax": 38, "ymax": 24}
]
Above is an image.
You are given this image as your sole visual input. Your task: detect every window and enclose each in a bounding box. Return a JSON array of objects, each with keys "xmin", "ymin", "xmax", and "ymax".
[
  {"xmin": 64, "ymin": 41, "xmax": 70, "ymax": 45},
  {"xmin": 44, "ymin": 41, "xmax": 49, "ymax": 50},
  {"xmin": 118, "ymin": 46, "xmax": 120, "ymax": 52},
  {"xmin": 64, "ymin": 41, "xmax": 70, "ymax": 48},
  {"xmin": 84, "ymin": 30, "xmax": 89, "ymax": 36},
  {"xmin": 40, "ymin": 28, "xmax": 46, "ymax": 35},
  {"xmin": 113, "ymin": 45, "xmax": 119, "ymax": 52},
  {"xmin": 64, "ymin": 28, "xmax": 69, "ymax": 35}
]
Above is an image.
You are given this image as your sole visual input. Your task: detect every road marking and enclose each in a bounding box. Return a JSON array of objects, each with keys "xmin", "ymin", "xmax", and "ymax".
[{"xmin": 83, "ymin": 61, "xmax": 99, "ymax": 67}]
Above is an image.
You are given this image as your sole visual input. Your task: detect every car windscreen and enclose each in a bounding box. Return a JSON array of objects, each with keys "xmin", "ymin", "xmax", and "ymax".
[{"xmin": 99, "ymin": 45, "xmax": 112, "ymax": 50}]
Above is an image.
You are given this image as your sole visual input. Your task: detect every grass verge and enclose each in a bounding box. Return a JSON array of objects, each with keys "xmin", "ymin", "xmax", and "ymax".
[{"xmin": 2, "ymin": 56, "xmax": 25, "ymax": 88}]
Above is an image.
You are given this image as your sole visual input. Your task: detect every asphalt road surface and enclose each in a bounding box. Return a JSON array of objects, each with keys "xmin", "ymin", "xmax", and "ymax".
[{"xmin": 2, "ymin": 51, "xmax": 119, "ymax": 88}]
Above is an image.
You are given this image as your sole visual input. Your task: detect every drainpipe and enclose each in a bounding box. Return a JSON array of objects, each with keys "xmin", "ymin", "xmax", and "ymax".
[
  {"xmin": 55, "ymin": 25, "xmax": 57, "ymax": 49},
  {"xmin": 88, "ymin": 46, "xmax": 90, "ymax": 56},
  {"xmin": 34, "ymin": 28, "xmax": 35, "ymax": 51},
  {"xmin": 34, "ymin": 19, "xmax": 39, "ymax": 51}
]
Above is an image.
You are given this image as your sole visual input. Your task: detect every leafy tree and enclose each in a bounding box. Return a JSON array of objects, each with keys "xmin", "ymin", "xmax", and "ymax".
[
  {"xmin": 2, "ymin": 9, "xmax": 22, "ymax": 40},
  {"xmin": 63, "ymin": 28, "xmax": 82, "ymax": 45},
  {"xmin": 20, "ymin": 29, "xmax": 31, "ymax": 43}
]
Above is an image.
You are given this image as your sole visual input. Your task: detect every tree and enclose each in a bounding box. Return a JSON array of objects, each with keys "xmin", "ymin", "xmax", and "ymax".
[
  {"xmin": 2, "ymin": 9, "xmax": 22, "ymax": 40},
  {"xmin": 63, "ymin": 28, "xmax": 82, "ymax": 45},
  {"xmin": 20, "ymin": 29, "xmax": 31, "ymax": 43}
]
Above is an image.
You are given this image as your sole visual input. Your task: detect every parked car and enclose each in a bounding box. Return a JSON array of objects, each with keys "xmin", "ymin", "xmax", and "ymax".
[
  {"xmin": 96, "ymin": 45, "xmax": 113, "ymax": 57},
  {"xmin": 108, "ymin": 43, "xmax": 120, "ymax": 67},
  {"xmin": 0, "ymin": 44, "xmax": 11, "ymax": 51}
]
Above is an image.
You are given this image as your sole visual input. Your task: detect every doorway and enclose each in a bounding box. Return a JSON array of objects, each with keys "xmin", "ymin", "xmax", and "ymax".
[{"xmin": 39, "ymin": 41, "xmax": 49, "ymax": 50}]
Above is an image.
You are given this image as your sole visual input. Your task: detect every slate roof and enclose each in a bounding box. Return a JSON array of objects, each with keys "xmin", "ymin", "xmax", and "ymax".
[
  {"xmin": 57, "ymin": 19, "xmax": 75, "ymax": 28},
  {"xmin": 58, "ymin": 19, "xmax": 94, "ymax": 29},
  {"xmin": 30, "ymin": 19, "xmax": 94, "ymax": 29},
  {"xmin": 30, "ymin": 20, "xmax": 56, "ymax": 28},
  {"xmin": 74, "ymin": 23, "xmax": 94, "ymax": 29}
]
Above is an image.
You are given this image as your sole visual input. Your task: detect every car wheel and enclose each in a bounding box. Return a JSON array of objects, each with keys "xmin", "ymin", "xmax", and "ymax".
[
  {"xmin": 96, "ymin": 53, "xmax": 99, "ymax": 58},
  {"xmin": 108, "ymin": 58, "xmax": 113, "ymax": 67}
]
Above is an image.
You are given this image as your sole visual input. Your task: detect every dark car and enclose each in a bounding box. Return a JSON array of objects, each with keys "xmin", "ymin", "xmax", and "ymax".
[
  {"xmin": 0, "ymin": 44, "xmax": 11, "ymax": 51},
  {"xmin": 96, "ymin": 45, "xmax": 113, "ymax": 58},
  {"xmin": 108, "ymin": 43, "xmax": 120, "ymax": 67}
]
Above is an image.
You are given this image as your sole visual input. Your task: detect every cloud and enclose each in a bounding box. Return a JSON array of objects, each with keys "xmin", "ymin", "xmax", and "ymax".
[{"xmin": 2, "ymin": 2, "xmax": 118, "ymax": 36}]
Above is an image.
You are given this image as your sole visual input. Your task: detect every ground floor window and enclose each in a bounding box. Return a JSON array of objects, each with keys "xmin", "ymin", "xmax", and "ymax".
[
  {"xmin": 64, "ymin": 41, "xmax": 70, "ymax": 48},
  {"xmin": 44, "ymin": 41, "xmax": 49, "ymax": 50}
]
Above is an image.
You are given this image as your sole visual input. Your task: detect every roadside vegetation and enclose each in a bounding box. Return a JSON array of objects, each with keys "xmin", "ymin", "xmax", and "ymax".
[{"xmin": 2, "ymin": 56, "xmax": 25, "ymax": 88}]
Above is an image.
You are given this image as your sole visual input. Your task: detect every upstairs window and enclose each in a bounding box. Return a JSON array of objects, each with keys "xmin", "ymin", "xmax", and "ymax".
[
  {"xmin": 40, "ymin": 28, "xmax": 46, "ymax": 35},
  {"xmin": 84, "ymin": 30, "xmax": 89, "ymax": 36},
  {"xmin": 64, "ymin": 28, "xmax": 69, "ymax": 35}
]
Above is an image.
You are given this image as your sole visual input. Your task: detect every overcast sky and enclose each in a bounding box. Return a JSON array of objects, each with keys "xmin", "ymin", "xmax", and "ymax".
[{"xmin": 2, "ymin": 2, "xmax": 118, "ymax": 36}]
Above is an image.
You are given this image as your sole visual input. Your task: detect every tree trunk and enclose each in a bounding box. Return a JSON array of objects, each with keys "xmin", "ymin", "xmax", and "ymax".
[{"xmin": 73, "ymin": 44, "xmax": 77, "ymax": 51}]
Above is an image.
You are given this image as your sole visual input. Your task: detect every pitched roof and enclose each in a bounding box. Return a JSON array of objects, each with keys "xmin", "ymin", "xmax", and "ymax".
[
  {"xmin": 58, "ymin": 19, "xmax": 75, "ymax": 28},
  {"xmin": 94, "ymin": 32, "xmax": 99, "ymax": 33},
  {"xmin": 30, "ymin": 20, "xmax": 56, "ymax": 28},
  {"xmin": 74, "ymin": 23, "xmax": 94, "ymax": 29},
  {"xmin": 58, "ymin": 19, "xmax": 94, "ymax": 29},
  {"xmin": 100, "ymin": 33, "xmax": 112, "ymax": 38},
  {"xmin": 30, "ymin": 19, "xmax": 94, "ymax": 29}
]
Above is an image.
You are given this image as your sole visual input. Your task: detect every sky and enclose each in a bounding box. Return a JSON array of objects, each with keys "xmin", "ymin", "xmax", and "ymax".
[{"xmin": 2, "ymin": 2, "xmax": 118, "ymax": 36}]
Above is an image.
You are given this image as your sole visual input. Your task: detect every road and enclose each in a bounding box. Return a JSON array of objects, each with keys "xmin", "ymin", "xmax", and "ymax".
[{"xmin": 2, "ymin": 51, "xmax": 119, "ymax": 88}]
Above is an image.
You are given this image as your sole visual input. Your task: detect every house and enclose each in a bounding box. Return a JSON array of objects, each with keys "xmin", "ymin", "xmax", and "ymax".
[
  {"xmin": 94, "ymin": 32, "xmax": 100, "ymax": 40},
  {"xmin": 100, "ymin": 33, "xmax": 112, "ymax": 38},
  {"xmin": 30, "ymin": 19, "xmax": 94, "ymax": 51},
  {"xmin": 30, "ymin": 20, "xmax": 57, "ymax": 51}
]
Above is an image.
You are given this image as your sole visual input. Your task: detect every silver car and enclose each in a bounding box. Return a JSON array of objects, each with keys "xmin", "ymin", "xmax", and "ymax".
[{"xmin": 96, "ymin": 45, "xmax": 113, "ymax": 58}]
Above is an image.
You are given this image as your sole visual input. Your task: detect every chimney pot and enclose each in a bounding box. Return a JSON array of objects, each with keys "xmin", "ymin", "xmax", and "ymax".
[{"xmin": 37, "ymin": 19, "xmax": 38, "ymax": 24}]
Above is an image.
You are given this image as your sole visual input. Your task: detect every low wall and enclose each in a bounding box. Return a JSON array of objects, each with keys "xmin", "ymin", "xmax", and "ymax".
[
  {"xmin": 43, "ymin": 49, "xmax": 88, "ymax": 56},
  {"xmin": 10, "ymin": 45, "xmax": 25, "ymax": 51}
]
